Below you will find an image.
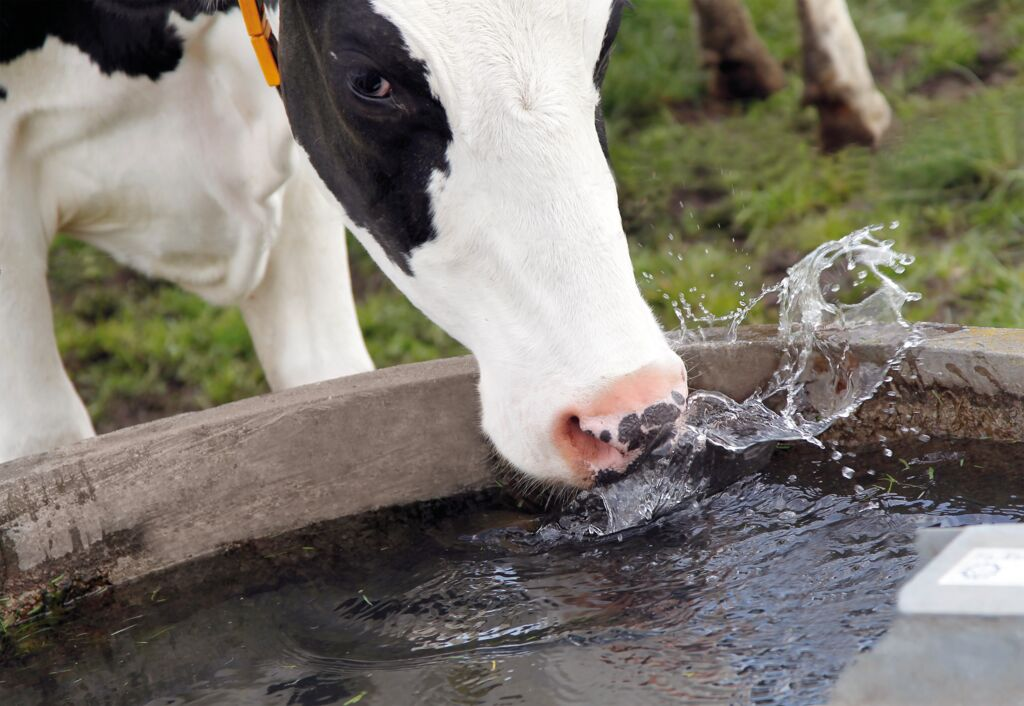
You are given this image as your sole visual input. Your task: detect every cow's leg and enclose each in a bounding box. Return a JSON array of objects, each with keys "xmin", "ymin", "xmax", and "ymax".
[
  {"xmin": 797, "ymin": 0, "xmax": 892, "ymax": 151},
  {"xmin": 240, "ymin": 161, "xmax": 374, "ymax": 391},
  {"xmin": 691, "ymin": 0, "xmax": 786, "ymax": 101},
  {"xmin": 0, "ymin": 221, "xmax": 95, "ymax": 463}
]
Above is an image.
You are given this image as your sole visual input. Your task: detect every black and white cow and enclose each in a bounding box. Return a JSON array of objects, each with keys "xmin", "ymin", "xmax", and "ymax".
[{"xmin": 0, "ymin": 0, "xmax": 688, "ymax": 487}]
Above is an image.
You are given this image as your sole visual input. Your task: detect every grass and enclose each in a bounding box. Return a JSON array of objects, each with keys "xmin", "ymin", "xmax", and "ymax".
[
  {"xmin": 47, "ymin": 0, "xmax": 1023, "ymax": 431},
  {"xmin": 0, "ymin": 574, "xmax": 91, "ymax": 658},
  {"xmin": 618, "ymin": 77, "xmax": 1024, "ymax": 328}
]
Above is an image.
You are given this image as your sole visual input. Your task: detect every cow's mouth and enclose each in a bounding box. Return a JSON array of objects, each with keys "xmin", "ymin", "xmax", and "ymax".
[{"xmin": 593, "ymin": 423, "xmax": 679, "ymax": 486}]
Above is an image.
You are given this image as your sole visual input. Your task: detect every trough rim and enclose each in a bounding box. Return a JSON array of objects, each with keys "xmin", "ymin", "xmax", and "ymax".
[{"xmin": 1, "ymin": 324, "xmax": 1022, "ymax": 612}]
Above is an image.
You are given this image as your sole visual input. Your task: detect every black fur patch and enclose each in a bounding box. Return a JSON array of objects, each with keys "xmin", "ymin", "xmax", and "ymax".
[
  {"xmin": 0, "ymin": 0, "xmax": 236, "ymax": 81},
  {"xmin": 279, "ymin": 0, "xmax": 453, "ymax": 274},
  {"xmin": 594, "ymin": 0, "xmax": 628, "ymax": 157}
]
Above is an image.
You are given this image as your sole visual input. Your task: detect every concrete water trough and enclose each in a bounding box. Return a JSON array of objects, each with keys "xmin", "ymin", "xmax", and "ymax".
[
  {"xmin": 1, "ymin": 325, "xmax": 1023, "ymax": 705},
  {"xmin": 2, "ymin": 325, "xmax": 1022, "ymax": 604}
]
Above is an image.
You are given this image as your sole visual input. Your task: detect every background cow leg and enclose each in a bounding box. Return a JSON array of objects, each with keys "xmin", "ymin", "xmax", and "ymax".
[
  {"xmin": 691, "ymin": 0, "xmax": 786, "ymax": 101},
  {"xmin": 241, "ymin": 160, "xmax": 374, "ymax": 391},
  {"xmin": 797, "ymin": 0, "xmax": 892, "ymax": 151},
  {"xmin": 0, "ymin": 223, "xmax": 95, "ymax": 463}
]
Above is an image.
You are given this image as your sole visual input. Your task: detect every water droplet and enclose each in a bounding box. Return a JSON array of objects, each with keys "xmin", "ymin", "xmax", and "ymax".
[{"xmin": 589, "ymin": 227, "xmax": 924, "ymax": 533}]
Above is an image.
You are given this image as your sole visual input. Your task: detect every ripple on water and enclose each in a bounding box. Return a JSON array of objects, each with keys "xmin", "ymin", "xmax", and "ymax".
[
  {"xmin": 2, "ymin": 442, "xmax": 1021, "ymax": 706},
  {"xmin": 261, "ymin": 458, "xmax": 1018, "ymax": 706}
]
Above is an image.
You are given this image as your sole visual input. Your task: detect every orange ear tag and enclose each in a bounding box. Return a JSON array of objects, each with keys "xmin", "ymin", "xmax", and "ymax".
[{"xmin": 237, "ymin": 0, "xmax": 281, "ymax": 87}]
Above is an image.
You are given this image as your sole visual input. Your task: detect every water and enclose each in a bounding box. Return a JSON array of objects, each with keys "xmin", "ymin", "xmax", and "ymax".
[
  {"xmin": 3, "ymin": 229, "xmax": 1016, "ymax": 705},
  {"xmin": 3, "ymin": 440, "xmax": 1022, "ymax": 706},
  {"xmin": 594, "ymin": 227, "xmax": 925, "ymax": 532}
]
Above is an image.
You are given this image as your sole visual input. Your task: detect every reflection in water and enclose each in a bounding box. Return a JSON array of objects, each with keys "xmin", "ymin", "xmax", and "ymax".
[{"xmin": 3, "ymin": 441, "xmax": 1022, "ymax": 706}]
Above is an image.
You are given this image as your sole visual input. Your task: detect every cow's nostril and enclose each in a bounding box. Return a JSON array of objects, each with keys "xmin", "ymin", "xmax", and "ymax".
[
  {"xmin": 557, "ymin": 413, "xmax": 631, "ymax": 485},
  {"xmin": 556, "ymin": 361, "xmax": 689, "ymax": 485},
  {"xmin": 569, "ymin": 415, "xmax": 596, "ymax": 438}
]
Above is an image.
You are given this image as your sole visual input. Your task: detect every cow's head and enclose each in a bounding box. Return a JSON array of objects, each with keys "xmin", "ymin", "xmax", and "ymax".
[{"xmin": 277, "ymin": 0, "xmax": 687, "ymax": 487}]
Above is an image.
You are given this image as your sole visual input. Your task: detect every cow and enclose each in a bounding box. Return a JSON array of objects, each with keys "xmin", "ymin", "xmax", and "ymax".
[{"xmin": 0, "ymin": 0, "xmax": 689, "ymax": 488}]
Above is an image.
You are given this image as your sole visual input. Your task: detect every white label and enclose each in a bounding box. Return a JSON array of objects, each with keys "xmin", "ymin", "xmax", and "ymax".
[{"xmin": 939, "ymin": 547, "xmax": 1024, "ymax": 587}]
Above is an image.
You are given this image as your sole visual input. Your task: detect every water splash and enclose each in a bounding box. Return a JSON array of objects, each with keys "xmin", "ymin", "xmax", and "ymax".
[{"xmin": 590, "ymin": 226, "xmax": 925, "ymax": 533}]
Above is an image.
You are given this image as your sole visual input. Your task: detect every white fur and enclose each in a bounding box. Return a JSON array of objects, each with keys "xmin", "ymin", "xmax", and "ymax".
[
  {"xmin": 0, "ymin": 11, "xmax": 372, "ymax": 462},
  {"xmin": 358, "ymin": 0, "xmax": 683, "ymax": 484}
]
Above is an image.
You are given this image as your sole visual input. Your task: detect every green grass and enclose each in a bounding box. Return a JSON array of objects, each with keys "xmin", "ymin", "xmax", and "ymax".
[
  {"xmin": 48, "ymin": 0, "xmax": 1024, "ymax": 430},
  {"xmin": 616, "ymin": 78, "xmax": 1024, "ymax": 328}
]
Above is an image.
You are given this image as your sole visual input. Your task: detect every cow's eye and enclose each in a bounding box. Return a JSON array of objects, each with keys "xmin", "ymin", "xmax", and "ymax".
[{"xmin": 349, "ymin": 70, "xmax": 393, "ymax": 101}]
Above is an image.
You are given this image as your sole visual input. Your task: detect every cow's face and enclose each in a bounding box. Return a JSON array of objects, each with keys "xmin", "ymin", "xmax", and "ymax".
[{"xmin": 279, "ymin": 0, "xmax": 687, "ymax": 487}]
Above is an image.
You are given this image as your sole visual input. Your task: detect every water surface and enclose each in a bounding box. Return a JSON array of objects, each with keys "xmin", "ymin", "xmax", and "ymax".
[{"xmin": 3, "ymin": 439, "xmax": 1021, "ymax": 706}]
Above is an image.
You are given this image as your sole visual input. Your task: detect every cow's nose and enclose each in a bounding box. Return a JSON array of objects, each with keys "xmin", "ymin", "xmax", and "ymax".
[{"xmin": 554, "ymin": 362, "xmax": 688, "ymax": 487}]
